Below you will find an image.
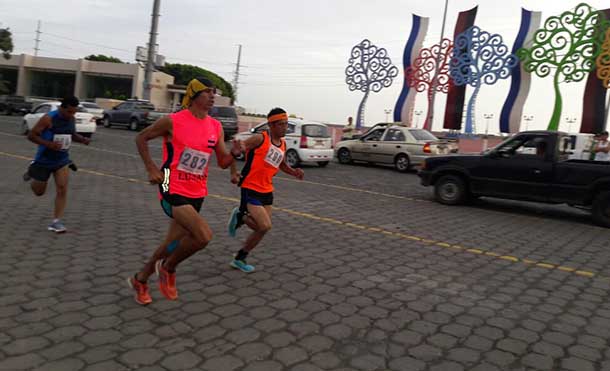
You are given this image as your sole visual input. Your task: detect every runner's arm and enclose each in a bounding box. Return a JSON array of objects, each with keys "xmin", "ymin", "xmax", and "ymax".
[
  {"xmin": 27, "ymin": 115, "xmax": 62, "ymax": 151},
  {"xmin": 72, "ymin": 133, "xmax": 90, "ymax": 145},
  {"xmin": 136, "ymin": 116, "xmax": 172, "ymax": 184},
  {"xmin": 280, "ymin": 161, "xmax": 304, "ymax": 180},
  {"xmin": 241, "ymin": 134, "xmax": 264, "ymax": 152},
  {"xmin": 214, "ymin": 128, "xmax": 238, "ymax": 169}
]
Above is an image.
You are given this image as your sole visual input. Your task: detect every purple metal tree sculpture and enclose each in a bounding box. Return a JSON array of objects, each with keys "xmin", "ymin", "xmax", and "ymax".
[
  {"xmin": 450, "ymin": 26, "xmax": 518, "ymax": 134},
  {"xmin": 346, "ymin": 39, "xmax": 399, "ymax": 129},
  {"xmin": 405, "ymin": 38, "xmax": 454, "ymax": 130}
]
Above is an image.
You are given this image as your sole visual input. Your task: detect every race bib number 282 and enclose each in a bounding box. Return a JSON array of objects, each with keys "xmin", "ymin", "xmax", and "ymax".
[{"xmin": 177, "ymin": 147, "xmax": 211, "ymax": 176}]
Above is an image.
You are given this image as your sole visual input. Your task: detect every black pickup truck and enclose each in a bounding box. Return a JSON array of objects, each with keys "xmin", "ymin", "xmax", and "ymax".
[
  {"xmin": 0, "ymin": 95, "xmax": 32, "ymax": 115},
  {"xmin": 419, "ymin": 131, "xmax": 610, "ymax": 227},
  {"xmin": 102, "ymin": 99, "xmax": 165, "ymax": 131}
]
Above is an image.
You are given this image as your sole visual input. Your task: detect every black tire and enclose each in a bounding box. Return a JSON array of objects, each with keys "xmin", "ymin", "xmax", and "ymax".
[
  {"xmin": 21, "ymin": 121, "xmax": 29, "ymax": 135},
  {"xmin": 394, "ymin": 153, "xmax": 411, "ymax": 172},
  {"xmin": 592, "ymin": 191, "xmax": 610, "ymax": 227},
  {"xmin": 337, "ymin": 148, "xmax": 352, "ymax": 164},
  {"xmin": 103, "ymin": 116, "xmax": 111, "ymax": 128},
  {"xmin": 129, "ymin": 119, "xmax": 139, "ymax": 131},
  {"xmin": 317, "ymin": 161, "xmax": 329, "ymax": 167},
  {"xmin": 434, "ymin": 174, "xmax": 469, "ymax": 205},
  {"xmin": 285, "ymin": 149, "xmax": 301, "ymax": 168}
]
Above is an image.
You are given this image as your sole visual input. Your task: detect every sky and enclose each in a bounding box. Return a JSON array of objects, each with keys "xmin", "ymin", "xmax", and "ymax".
[{"xmin": 2, "ymin": 0, "xmax": 610, "ymax": 133}]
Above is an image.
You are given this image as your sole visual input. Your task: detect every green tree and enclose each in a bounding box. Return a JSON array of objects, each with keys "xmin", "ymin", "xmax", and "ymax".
[
  {"xmin": 84, "ymin": 54, "xmax": 124, "ymax": 63},
  {"xmin": 160, "ymin": 63, "xmax": 235, "ymax": 103},
  {"xmin": 0, "ymin": 28, "xmax": 13, "ymax": 94}
]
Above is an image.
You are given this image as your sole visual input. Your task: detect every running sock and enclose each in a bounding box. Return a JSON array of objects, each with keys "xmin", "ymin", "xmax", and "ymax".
[{"xmin": 235, "ymin": 249, "xmax": 249, "ymax": 261}]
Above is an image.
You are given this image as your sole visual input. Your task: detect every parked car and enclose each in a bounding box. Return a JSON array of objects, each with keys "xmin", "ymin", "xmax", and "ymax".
[
  {"xmin": 233, "ymin": 119, "xmax": 334, "ymax": 167},
  {"xmin": 80, "ymin": 102, "xmax": 105, "ymax": 124},
  {"xmin": 419, "ymin": 130, "xmax": 610, "ymax": 227},
  {"xmin": 335, "ymin": 123, "xmax": 458, "ymax": 172},
  {"xmin": 21, "ymin": 101, "xmax": 97, "ymax": 137},
  {"xmin": 210, "ymin": 106, "xmax": 238, "ymax": 139},
  {"xmin": 0, "ymin": 95, "xmax": 33, "ymax": 115},
  {"xmin": 102, "ymin": 99, "xmax": 165, "ymax": 131}
]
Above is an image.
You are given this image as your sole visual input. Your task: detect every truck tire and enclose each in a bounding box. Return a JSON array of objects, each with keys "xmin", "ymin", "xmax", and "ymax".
[
  {"xmin": 129, "ymin": 118, "xmax": 139, "ymax": 131},
  {"xmin": 434, "ymin": 174, "xmax": 469, "ymax": 205},
  {"xmin": 592, "ymin": 191, "xmax": 610, "ymax": 227},
  {"xmin": 103, "ymin": 116, "xmax": 111, "ymax": 128}
]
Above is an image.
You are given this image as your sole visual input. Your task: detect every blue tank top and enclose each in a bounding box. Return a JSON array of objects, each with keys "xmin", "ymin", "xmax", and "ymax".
[{"xmin": 34, "ymin": 110, "xmax": 76, "ymax": 167}]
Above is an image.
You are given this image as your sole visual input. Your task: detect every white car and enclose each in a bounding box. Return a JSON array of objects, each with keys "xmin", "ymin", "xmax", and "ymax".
[
  {"xmin": 234, "ymin": 119, "xmax": 334, "ymax": 167},
  {"xmin": 80, "ymin": 102, "xmax": 105, "ymax": 124},
  {"xmin": 21, "ymin": 101, "xmax": 97, "ymax": 137}
]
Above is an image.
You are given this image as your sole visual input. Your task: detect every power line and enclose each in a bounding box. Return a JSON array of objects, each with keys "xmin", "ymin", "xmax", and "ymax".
[
  {"xmin": 34, "ymin": 20, "xmax": 41, "ymax": 56},
  {"xmin": 43, "ymin": 32, "xmax": 132, "ymax": 53}
]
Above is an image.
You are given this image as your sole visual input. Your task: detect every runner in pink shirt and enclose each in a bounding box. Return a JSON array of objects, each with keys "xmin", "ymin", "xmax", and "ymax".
[{"xmin": 127, "ymin": 77, "xmax": 242, "ymax": 305}]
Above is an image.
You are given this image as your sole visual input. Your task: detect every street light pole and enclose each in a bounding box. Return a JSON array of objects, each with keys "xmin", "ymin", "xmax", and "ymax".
[
  {"xmin": 565, "ymin": 117, "xmax": 577, "ymax": 133},
  {"xmin": 414, "ymin": 110, "xmax": 423, "ymax": 128},
  {"xmin": 384, "ymin": 109, "xmax": 392, "ymax": 123},
  {"xmin": 483, "ymin": 113, "xmax": 493, "ymax": 151},
  {"xmin": 523, "ymin": 115, "xmax": 534, "ymax": 132}
]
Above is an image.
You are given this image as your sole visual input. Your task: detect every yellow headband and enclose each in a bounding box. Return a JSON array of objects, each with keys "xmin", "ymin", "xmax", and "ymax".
[
  {"xmin": 268, "ymin": 113, "xmax": 288, "ymax": 123},
  {"xmin": 181, "ymin": 79, "xmax": 211, "ymax": 108}
]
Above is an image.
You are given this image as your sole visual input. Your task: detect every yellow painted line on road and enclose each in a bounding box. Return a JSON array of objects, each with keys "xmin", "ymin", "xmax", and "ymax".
[{"xmin": 0, "ymin": 150, "xmax": 602, "ymax": 281}]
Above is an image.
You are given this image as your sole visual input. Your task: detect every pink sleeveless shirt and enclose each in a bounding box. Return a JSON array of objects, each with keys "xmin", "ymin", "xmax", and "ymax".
[{"xmin": 159, "ymin": 110, "xmax": 221, "ymax": 199}]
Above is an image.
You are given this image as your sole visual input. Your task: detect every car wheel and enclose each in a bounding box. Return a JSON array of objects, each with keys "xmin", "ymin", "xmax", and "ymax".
[
  {"xmin": 317, "ymin": 161, "xmax": 329, "ymax": 167},
  {"xmin": 434, "ymin": 174, "xmax": 469, "ymax": 205},
  {"xmin": 21, "ymin": 121, "xmax": 29, "ymax": 135},
  {"xmin": 103, "ymin": 116, "xmax": 111, "ymax": 128},
  {"xmin": 592, "ymin": 191, "xmax": 610, "ymax": 227},
  {"xmin": 129, "ymin": 119, "xmax": 139, "ymax": 131},
  {"xmin": 337, "ymin": 148, "xmax": 352, "ymax": 164},
  {"xmin": 285, "ymin": 149, "xmax": 301, "ymax": 168},
  {"xmin": 394, "ymin": 154, "xmax": 410, "ymax": 172}
]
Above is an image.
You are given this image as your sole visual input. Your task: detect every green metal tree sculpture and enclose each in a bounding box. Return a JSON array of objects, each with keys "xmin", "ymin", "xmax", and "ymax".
[{"xmin": 518, "ymin": 3, "xmax": 608, "ymax": 130}]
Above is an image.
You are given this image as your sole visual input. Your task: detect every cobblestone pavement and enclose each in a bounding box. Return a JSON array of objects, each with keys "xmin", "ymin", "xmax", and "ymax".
[{"xmin": 1, "ymin": 116, "xmax": 609, "ymax": 371}]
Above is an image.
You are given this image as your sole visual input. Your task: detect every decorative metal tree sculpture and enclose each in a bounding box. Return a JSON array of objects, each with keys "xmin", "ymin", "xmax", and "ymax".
[
  {"xmin": 597, "ymin": 28, "xmax": 610, "ymax": 87},
  {"xmin": 346, "ymin": 39, "xmax": 399, "ymax": 129},
  {"xmin": 518, "ymin": 3, "xmax": 608, "ymax": 131},
  {"xmin": 450, "ymin": 26, "xmax": 518, "ymax": 134},
  {"xmin": 405, "ymin": 38, "xmax": 454, "ymax": 130}
]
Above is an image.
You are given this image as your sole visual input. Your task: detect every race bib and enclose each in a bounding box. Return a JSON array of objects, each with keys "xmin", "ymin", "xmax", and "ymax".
[
  {"xmin": 264, "ymin": 145, "xmax": 284, "ymax": 168},
  {"xmin": 177, "ymin": 147, "xmax": 211, "ymax": 175},
  {"xmin": 53, "ymin": 134, "xmax": 71, "ymax": 150}
]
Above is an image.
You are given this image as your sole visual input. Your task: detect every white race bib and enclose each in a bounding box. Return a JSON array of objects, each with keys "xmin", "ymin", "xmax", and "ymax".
[
  {"xmin": 177, "ymin": 147, "xmax": 211, "ymax": 175},
  {"xmin": 264, "ymin": 145, "xmax": 284, "ymax": 168},
  {"xmin": 53, "ymin": 134, "xmax": 72, "ymax": 150}
]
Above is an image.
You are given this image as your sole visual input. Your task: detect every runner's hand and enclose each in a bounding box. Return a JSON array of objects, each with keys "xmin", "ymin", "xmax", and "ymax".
[
  {"xmin": 231, "ymin": 139, "xmax": 243, "ymax": 156},
  {"xmin": 147, "ymin": 167, "xmax": 164, "ymax": 184},
  {"xmin": 48, "ymin": 142, "xmax": 63, "ymax": 151},
  {"xmin": 294, "ymin": 168, "xmax": 304, "ymax": 180},
  {"xmin": 231, "ymin": 172, "xmax": 241, "ymax": 184}
]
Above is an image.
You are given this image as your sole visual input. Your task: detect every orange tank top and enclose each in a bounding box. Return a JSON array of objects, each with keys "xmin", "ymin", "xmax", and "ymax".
[{"xmin": 240, "ymin": 131, "xmax": 286, "ymax": 193}]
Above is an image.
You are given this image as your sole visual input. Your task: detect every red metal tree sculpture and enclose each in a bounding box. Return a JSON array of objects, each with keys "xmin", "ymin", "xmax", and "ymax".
[{"xmin": 405, "ymin": 38, "xmax": 454, "ymax": 130}]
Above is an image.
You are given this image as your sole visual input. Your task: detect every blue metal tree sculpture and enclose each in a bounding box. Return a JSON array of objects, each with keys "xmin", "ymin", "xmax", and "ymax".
[
  {"xmin": 346, "ymin": 39, "xmax": 399, "ymax": 129},
  {"xmin": 450, "ymin": 26, "xmax": 518, "ymax": 134}
]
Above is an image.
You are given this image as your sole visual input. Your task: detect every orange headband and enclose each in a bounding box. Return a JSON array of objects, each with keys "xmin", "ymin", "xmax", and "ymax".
[{"xmin": 268, "ymin": 113, "xmax": 288, "ymax": 123}]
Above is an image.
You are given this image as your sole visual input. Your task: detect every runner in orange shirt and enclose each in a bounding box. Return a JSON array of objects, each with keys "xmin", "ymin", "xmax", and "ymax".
[{"xmin": 227, "ymin": 108, "xmax": 304, "ymax": 272}]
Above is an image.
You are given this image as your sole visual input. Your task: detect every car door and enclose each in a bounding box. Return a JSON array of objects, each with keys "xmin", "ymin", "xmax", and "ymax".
[
  {"xmin": 27, "ymin": 104, "xmax": 51, "ymax": 130},
  {"xmin": 470, "ymin": 134, "xmax": 554, "ymax": 201},
  {"xmin": 376, "ymin": 128, "xmax": 406, "ymax": 164},
  {"xmin": 351, "ymin": 128, "xmax": 386, "ymax": 162}
]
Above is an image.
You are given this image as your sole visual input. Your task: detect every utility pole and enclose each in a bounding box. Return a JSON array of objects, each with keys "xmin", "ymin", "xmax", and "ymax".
[
  {"xmin": 143, "ymin": 0, "xmax": 161, "ymax": 101},
  {"xmin": 232, "ymin": 44, "xmax": 242, "ymax": 104},
  {"xmin": 34, "ymin": 20, "xmax": 41, "ymax": 56}
]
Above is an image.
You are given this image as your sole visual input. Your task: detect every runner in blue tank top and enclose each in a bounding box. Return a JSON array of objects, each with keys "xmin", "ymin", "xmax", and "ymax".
[{"xmin": 25, "ymin": 96, "xmax": 90, "ymax": 233}]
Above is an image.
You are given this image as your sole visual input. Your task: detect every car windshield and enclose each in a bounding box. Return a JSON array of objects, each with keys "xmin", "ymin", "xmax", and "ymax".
[
  {"xmin": 210, "ymin": 107, "xmax": 237, "ymax": 118},
  {"xmin": 302, "ymin": 125, "xmax": 329, "ymax": 138},
  {"xmin": 410, "ymin": 129, "xmax": 438, "ymax": 141}
]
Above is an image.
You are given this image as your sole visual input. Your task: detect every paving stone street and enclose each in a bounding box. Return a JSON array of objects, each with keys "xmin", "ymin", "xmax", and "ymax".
[{"xmin": 1, "ymin": 116, "xmax": 610, "ymax": 371}]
